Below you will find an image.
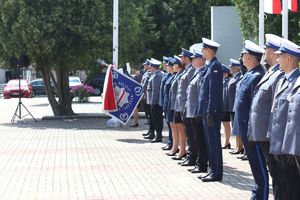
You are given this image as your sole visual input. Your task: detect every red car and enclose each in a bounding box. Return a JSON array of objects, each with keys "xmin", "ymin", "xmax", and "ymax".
[{"xmin": 3, "ymin": 79, "xmax": 33, "ymax": 99}]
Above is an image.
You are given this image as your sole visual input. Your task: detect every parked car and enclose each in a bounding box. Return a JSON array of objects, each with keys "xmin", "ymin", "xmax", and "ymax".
[
  {"xmin": 69, "ymin": 76, "xmax": 82, "ymax": 87},
  {"xmin": 30, "ymin": 79, "xmax": 56, "ymax": 97},
  {"xmin": 3, "ymin": 79, "xmax": 32, "ymax": 99},
  {"xmin": 85, "ymin": 73, "xmax": 106, "ymax": 96}
]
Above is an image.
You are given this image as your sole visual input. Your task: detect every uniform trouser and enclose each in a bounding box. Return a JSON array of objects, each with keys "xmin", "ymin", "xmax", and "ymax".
[
  {"xmin": 203, "ymin": 115, "xmax": 223, "ymax": 178},
  {"xmin": 147, "ymin": 104, "xmax": 154, "ymax": 137},
  {"xmin": 183, "ymin": 116, "xmax": 196, "ymax": 162},
  {"xmin": 242, "ymin": 135, "xmax": 269, "ymax": 200},
  {"xmin": 258, "ymin": 142, "xmax": 281, "ymax": 200},
  {"xmin": 151, "ymin": 105, "xmax": 163, "ymax": 139},
  {"xmin": 296, "ymin": 156, "xmax": 300, "ymax": 177},
  {"xmin": 145, "ymin": 103, "xmax": 151, "ymax": 123},
  {"xmin": 166, "ymin": 121, "xmax": 172, "ymax": 145},
  {"xmin": 273, "ymin": 155, "xmax": 300, "ymax": 200},
  {"xmin": 191, "ymin": 117, "xmax": 208, "ymax": 170},
  {"xmin": 163, "ymin": 109, "xmax": 172, "ymax": 145}
]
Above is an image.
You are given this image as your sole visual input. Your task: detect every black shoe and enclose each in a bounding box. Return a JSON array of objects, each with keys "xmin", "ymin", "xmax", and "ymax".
[
  {"xmin": 142, "ymin": 132, "xmax": 149, "ymax": 137},
  {"xmin": 240, "ymin": 155, "xmax": 248, "ymax": 161},
  {"xmin": 161, "ymin": 145, "xmax": 172, "ymax": 151},
  {"xmin": 201, "ymin": 174, "xmax": 222, "ymax": 182},
  {"xmin": 178, "ymin": 158, "xmax": 189, "ymax": 165},
  {"xmin": 150, "ymin": 137, "xmax": 162, "ymax": 143},
  {"xmin": 230, "ymin": 148, "xmax": 244, "ymax": 155},
  {"xmin": 237, "ymin": 154, "xmax": 247, "ymax": 159},
  {"xmin": 187, "ymin": 167, "xmax": 197, "ymax": 172},
  {"xmin": 172, "ymin": 153, "xmax": 187, "ymax": 160},
  {"xmin": 222, "ymin": 143, "xmax": 231, "ymax": 149},
  {"xmin": 191, "ymin": 167, "xmax": 207, "ymax": 174},
  {"xmin": 181, "ymin": 160, "xmax": 196, "ymax": 167},
  {"xmin": 130, "ymin": 123, "xmax": 139, "ymax": 127},
  {"xmin": 198, "ymin": 173, "xmax": 211, "ymax": 179},
  {"xmin": 144, "ymin": 135, "xmax": 155, "ymax": 140},
  {"xmin": 166, "ymin": 149, "xmax": 179, "ymax": 156}
]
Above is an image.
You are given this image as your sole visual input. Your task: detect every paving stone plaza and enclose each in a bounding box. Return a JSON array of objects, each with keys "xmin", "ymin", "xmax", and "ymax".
[{"xmin": 0, "ymin": 97, "xmax": 273, "ymax": 200}]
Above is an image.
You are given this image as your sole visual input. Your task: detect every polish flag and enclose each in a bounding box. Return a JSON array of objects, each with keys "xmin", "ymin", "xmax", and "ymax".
[
  {"xmin": 264, "ymin": 0, "xmax": 282, "ymax": 14},
  {"xmin": 288, "ymin": 0, "xmax": 298, "ymax": 12},
  {"xmin": 103, "ymin": 65, "xmax": 117, "ymax": 112}
]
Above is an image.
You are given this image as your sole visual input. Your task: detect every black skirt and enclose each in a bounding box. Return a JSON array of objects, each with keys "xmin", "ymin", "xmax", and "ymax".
[
  {"xmin": 221, "ymin": 112, "xmax": 231, "ymax": 122},
  {"xmin": 174, "ymin": 111, "xmax": 183, "ymax": 124}
]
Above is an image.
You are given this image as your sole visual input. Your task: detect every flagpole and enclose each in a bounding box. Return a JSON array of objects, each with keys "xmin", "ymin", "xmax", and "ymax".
[
  {"xmin": 259, "ymin": 0, "xmax": 264, "ymax": 46},
  {"xmin": 113, "ymin": 0, "xmax": 119, "ymax": 68},
  {"xmin": 282, "ymin": 0, "xmax": 288, "ymax": 39}
]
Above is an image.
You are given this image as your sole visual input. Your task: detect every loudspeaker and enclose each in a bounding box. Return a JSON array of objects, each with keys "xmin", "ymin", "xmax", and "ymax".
[
  {"xmin": 10, "ymin": 54, "xmax": 30, "ymax": 68},
  {"xmin": 20, "ymin": 54, "xmax": 30, "ymax": 68},
  {"xmin": 10, "ymin": 56, "xmax": 21, "ymax": 68}
]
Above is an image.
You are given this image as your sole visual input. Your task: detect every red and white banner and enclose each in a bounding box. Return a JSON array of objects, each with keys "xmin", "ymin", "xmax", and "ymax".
[
  {"xmin": 288, "ymin": 0, "xmax": 298, "ymax": 12},
  {"xmin": 103, "ymin": 65, "xmax": 117, "ymax": 112},
  {"xmin": 264, "ymin": 0, "xmax": 282, "ymax": 14}
]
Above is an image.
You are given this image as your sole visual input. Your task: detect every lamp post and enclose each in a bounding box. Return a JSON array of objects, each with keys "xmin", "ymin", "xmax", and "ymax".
[{"xmin": 113, "ymin": 0, "xmax": 119, "ymax": 68}]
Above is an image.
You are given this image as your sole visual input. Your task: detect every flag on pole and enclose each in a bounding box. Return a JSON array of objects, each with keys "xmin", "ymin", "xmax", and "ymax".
[
  {"xmin": 264, "ymin": 0, "xmax": 282, "ymax": 14},
  {"xmin": 103, "ymin": 65, "xmax": 117, "ymax": 112},
  {"xmin": 288, "ymin": 0, "xmax": 298, "ymax": 12},
  {"xmin": 102, "ymin": 66, "xmax": 143, "ymax": 125}
]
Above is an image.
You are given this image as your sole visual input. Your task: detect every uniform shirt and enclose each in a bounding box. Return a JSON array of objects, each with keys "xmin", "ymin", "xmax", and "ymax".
[
  {"xmin": 185, "ymin": 67, "xmax": 206, "ymax": 118},
  {"xmin": 248, "ymin": 64, "xmax": 283, "ymax": 141},
  {"xmin": 267, "ymin": 69, "xmax": 300, "ymax": 155},
  {"xmin": 141, "ymin": 71, "xmax": 151, "ymax": 100},
  {"xmin": 163, "ymin": 73, "xmax": 177, "ymax": 113},
  {"xmin": 159, "ymin": 72, "xmax": 171, "ymax": 107},
  {"xmin": 222, "ymin": 77, "xmax": 230, "ymax": 113},
  {"xmin": 232, "ymin": 64, "xmax": 265, "ymax": 137},
  {"xmin": 197, "ymin": 57, "xmax": 223, "ymax": 117},
  {"xmin": 175, "ymin": 64, "xmax": 195, "ymax": 112},
  {"xmin": 169, "ymin": 70, "xmax": 184, "ymax": 111},
  {"xmin": 146, "ymin": 70, "xmax": 163, "ymax": 105},
  {"xmin": 227, "ymin": 72, "xmax": 242, "ymax": 112},
  {"xmin": 282, "ymin": 76, "xmax": 300, "ymax": 156}
]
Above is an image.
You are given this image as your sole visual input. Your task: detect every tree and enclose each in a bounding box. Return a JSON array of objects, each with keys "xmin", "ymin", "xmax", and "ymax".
[
  {"xmin": 233, "ymin": 0, "xmax": 300, "ymax": 43},
  {"xmin": 0, "ymin": 0, "xmax": 111, "ymax": 116}
]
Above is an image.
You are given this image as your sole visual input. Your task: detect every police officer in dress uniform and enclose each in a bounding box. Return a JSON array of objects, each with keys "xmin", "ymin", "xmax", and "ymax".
[
  {"xmin": 267, "ymin": 39, "xmax": 300, "ymax": 200},
  {"xmin": 248, "ymin": 34, "xmax": 284, "ymax": 200},
  {"xmin": 221, "ymin": 65, "xmax": 232, "ymax": 149},
  {"xmin": 176, "ymin": 48, "xmax": 196, "ymax": 166},
  {"xmin": 167, "ymin": 56, "xmax": 185, "ymax": 157},
  {"xmin": 141, "ymin": 59, "xmax": 153, "ymax": 137},
  {"xmin": 227, "ymin": 59, "xmax": 243, "ymax": 154},
  {"xmin": 197, "ymin": 38, "xmax": 223, "ymax": 182},
  {"xmin": 146, "ymin": 59, "xmax": 164, "ymax": 143},
  {"xmin": 160, "ymin": 57, "xmax": 174, "ymax": 150},
  {"xmin": 232, "ymin": 40, "xmax": 266, "ymax": 199},
  {"xmin": 185, "ymin": 48, "xmax": 209, "ymax": 174},
  {"xmin": 282, "ymin": 76, "xmax": 300, "ymax": 178}
]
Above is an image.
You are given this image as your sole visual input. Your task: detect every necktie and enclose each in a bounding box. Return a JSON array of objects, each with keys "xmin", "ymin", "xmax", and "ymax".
[{"xmin": 281, "ymin": 76, "xmax": 287, "ymax": 89}]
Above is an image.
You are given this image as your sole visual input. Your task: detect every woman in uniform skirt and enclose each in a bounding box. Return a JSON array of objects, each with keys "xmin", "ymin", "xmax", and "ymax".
[{"xmin": 167, "ymin": 56, "xmax": 186, "ymax": 159}]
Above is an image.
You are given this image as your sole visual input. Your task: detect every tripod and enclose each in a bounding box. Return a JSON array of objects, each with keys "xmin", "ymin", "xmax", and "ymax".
[{"xmin": 11, "ymin": 70, "xmax": 37, "ymax": 123}]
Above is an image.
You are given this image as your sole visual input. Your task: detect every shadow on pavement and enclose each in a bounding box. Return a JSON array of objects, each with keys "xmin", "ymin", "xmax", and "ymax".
[
  {"xmin": 31, "ymin": 103, "xmax": 51, "ymax": 107},
  {"xmin": 221, "ymin": 165, "xmax": 254, "ymax": 191},
  {"xmin": 1, "ymin": 118, "xmax": 150, "ymax": 131},
  {"xmin": 222, "ymin": 165, "xmax": 274, "ymax": 194},
  {"xmin": 116, "ymin": 138, "xmax": 150, "ymax": 144}
]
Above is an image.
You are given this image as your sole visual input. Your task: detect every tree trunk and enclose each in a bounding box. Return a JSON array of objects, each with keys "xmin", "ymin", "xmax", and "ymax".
[
  {"xmin": 55, "ymin": 63, "xmax": 74, "ymax": 116},
  {"xmin": 40, "ymin": 65, "xmax": 61, "ymax": 116},
  {"xmin": 38, "ymin": 59, "xmax": 74, "ymax": 116}
]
